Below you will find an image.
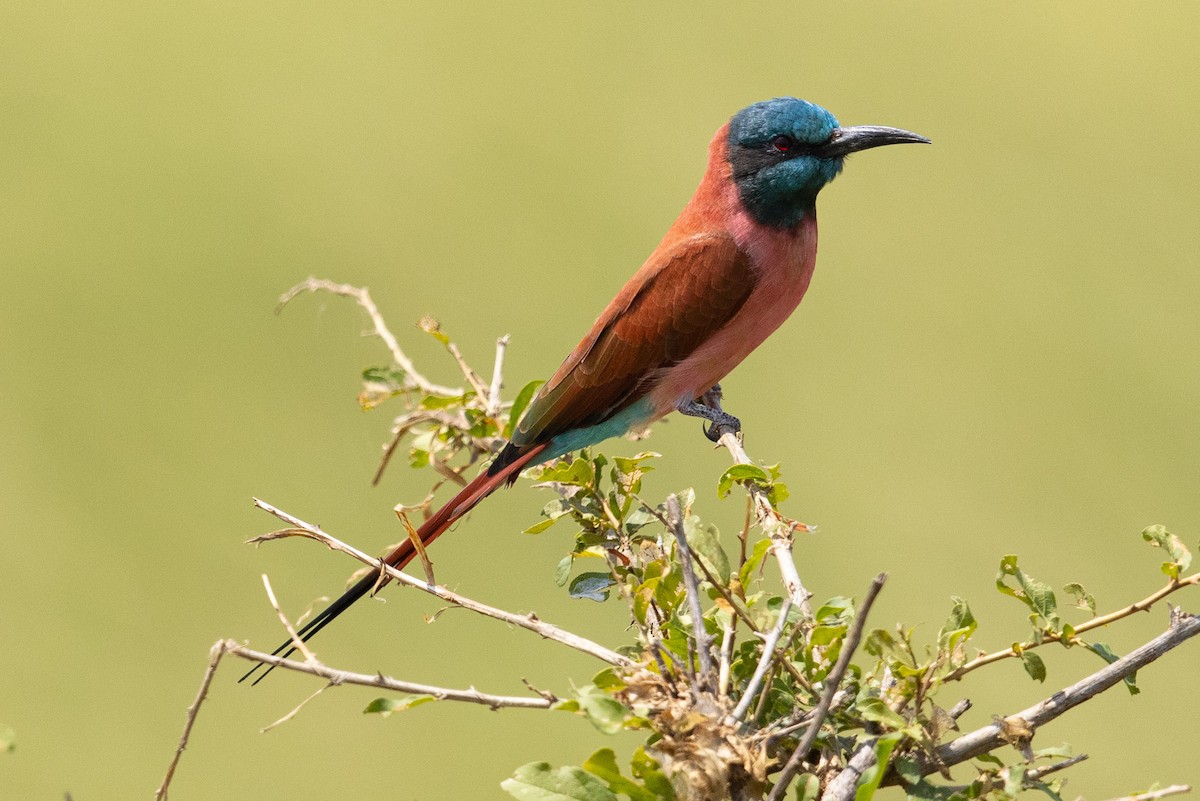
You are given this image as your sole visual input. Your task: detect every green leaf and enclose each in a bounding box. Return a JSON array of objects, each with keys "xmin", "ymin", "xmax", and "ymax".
[
  {"xmin": 505, "ymin": 380, "xmax": 545, "ymax": 437},
  {"xmin": 809, "ymin": 624, "xmax": 848, "ymax": 648},
  {"xmin": 1027, "ymin": 779, "xmax": 1067, "ymax": 801},
  {"xmin": 576, "ymin": 686, "xmax": 634, "ymax": 734},
  {"xmin": 815, "ymin": 596, "xmax": 853, "ymax": 622},
  {"xmin": 363, "ymin": 694, "xmax": 437, "ymax": 716},
  {"xmin": 1020, "ymin": 651, "xmax": 1047, "ymax": 682},
  {"xmin": 855, "ymin": 732, "xmax": 903, "ymax": 801},
  {"xmin": 554, "ymin": 554, "xmax": 574, "ymax": 586},
  {"xmin": 502, "ymin": 762, "xmax": 617, "ymax": 801},
  {"xmin": 1002, "ymin": 763, "xmax": 1026, "ymax": 797},
  {"xmin": 738, "ymin": 538, "xmax": 772, "ymax": 588},
  {"xmin": 540, "ymin": 457, "xmax": 595, "ymax": 487},
  {"xmin": 864, "ymin": 627, "xmax": 898, "ymax": 659},
  {"xmin": 937, "ymin": 596, "xmax": 978, "ymax": 666},
  {"xmin": 631, "ymin": 747, "xmax": 676, "ymax": 800},
  {"xmin": 358, "ymin": 366, "xmax": 409, "ymax": 409},
  {"xmin": 793, "ymin": 773, "xmax": 820, "ymax": 801},
  {"xmin": 717, "ymin": 464, "xmax": 770, "ymax": 498},
  {"xmin": 1062, "ymin": 582, "xmax": 1096, "ymax": 615},
  {"xmin": 525, "ymin": 517, "xmax": 561, "ymax": 535},
  {"xmin": 583, "ymin": 749, "xmax": 658, "ymax": 801},
  {"xmin": 856, "ymin": 698, "xmax": 908, "ymax": 730},
  {"xmin": 569, "ymin": 572, "xmax": 616, "ymax": 602},
  {"xmin": 1085, "ymin": 642, "xmax": 1139, "ymax": 694},
  {"xmin": 1142, "ymin": 524, "xmax": 1192, "ymax": 580},
  {"xmin": 903, "ymin": 779, "xmax": 956, "ymax": 801},
  {"xmin": 893, "ymin": 756, "xmax": 923, "ymax": 785},
  {"xmin": 420, "ymin": 392, "xmax": 472, "ymax": 410},
  {"xmin": 684, "ymin": 517, "xmax": 730, "ymax": 584},
  {"xmin": 996, "ymin": 554, "xmax": 1059, "ymax": 627},
  {"xmin": 592, "ymin": 668, "xmax": 626, "ymax": 692},
  {"xmin": 1032, "ymin": 743, "xmax": 1073, "ymax": 759}
]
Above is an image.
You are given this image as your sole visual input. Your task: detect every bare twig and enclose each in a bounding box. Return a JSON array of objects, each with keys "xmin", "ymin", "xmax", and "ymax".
[
  {"xmin": 946, "ymin": 571, "xmax": 1200, "ymax": 682},
  {"xmin": 250, "ymin": 498, "xmax": 631, "ymax": 667},
  {"xmin": 719, "ymin": 616, "xmax": 736, "ymax": 698},
  {"xmin": 261, "ymin": 574, "xmax": 317, "ymax": 664},
  {"xmin": 445, "ymin": 338, "xmax": 490, "ymax": 398},
  {"xmin": 1099, "ymin": 786, "xmax": 1192, "ymax": 801},
  {"xmin": 488, "ymin": 334, "xmax": 509, "ymax": 416},
  {"xmin": 731, "ymin": 597, "xmax": 793, "ymax": 722},
  {"xmin": 666, "ymin": 493, "xmax": 715, "ymax": 691},
  {"xmin": 717, "ymin": 431, "xmax": 814, "ymax": 619},
  {"xmin": 227, "ymin": 640, "xmax": 555, "ymax": 709},
  {"xmin": 769, "ymin": 574, "xmax": 888, "ymax": 801},
  {"xmin": 890, "ymin": 608, "xmax": 1200, "ymax": 784},
  {"xmin": 261, "ymin": 684, "xmax": 331, "ymax": 733},
  {"xmin": 1023, "ymin": 753, "xmax": 1088, "ymax": 782},
  {"xmin": 156, "ymin": 641, "xmax": 228, "ymax": 801},
  {"xmin": 277, "ymin": 278, "xmax": 462, "ymax": 397}
]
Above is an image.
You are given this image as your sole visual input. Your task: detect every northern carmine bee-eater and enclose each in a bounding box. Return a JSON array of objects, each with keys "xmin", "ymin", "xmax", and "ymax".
[{"xmin": 243, "ymin": 97, "xmax": 927, "ymax": 683}]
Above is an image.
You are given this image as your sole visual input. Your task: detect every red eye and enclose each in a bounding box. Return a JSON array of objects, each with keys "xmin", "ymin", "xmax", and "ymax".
[{"xmin": 771, "ymin": 134, "xmax": 795, "ymax": 153}]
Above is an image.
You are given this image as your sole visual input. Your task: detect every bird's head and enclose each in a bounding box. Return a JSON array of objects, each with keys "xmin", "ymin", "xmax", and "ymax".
[{"xmin": 727, "ymin": 97, "xmax": 928, "ymax": 229}]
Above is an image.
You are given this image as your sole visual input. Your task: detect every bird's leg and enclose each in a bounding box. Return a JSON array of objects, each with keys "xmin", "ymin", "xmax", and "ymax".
[{"xmin": 678, "ymin": 384, "xmax": 741, "ymax": 443}]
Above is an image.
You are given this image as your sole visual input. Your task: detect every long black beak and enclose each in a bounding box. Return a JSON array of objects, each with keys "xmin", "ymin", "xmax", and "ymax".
[{"xmin": 815, "ymin": 125, "xmax": 930, "ymax": 158}]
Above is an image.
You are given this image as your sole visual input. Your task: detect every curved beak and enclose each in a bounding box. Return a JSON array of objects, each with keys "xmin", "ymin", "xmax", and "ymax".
[{"xmin": 815, "ymin": 125, "xmax": 930, "ymax": 158}]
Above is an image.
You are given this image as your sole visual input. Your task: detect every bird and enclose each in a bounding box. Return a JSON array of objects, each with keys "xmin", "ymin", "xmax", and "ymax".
[{"xmin": 242, "ymin": 97, "xmax": 927, "ymax": 683}]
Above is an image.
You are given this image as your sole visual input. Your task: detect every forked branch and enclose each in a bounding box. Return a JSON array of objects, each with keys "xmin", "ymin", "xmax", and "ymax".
[{"xmin": 249, "ymin": 497, "xmax": 631, "ymax": 667}]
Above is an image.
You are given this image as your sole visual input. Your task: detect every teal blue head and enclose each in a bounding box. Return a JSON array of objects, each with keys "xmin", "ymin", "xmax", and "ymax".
[{"xmin": 727, "ymin": 97, "xmax": 929, "ymax": 229}]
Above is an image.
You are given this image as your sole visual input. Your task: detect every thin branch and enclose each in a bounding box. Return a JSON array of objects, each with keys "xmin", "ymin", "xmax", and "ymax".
[
  {"xmin": 261, "ymin": 684, "xmax": 331, "ymax": 733},
  {"xmin": 636, "ymin": 492, "xmax": 760, "ymax": 636},
  {"xmin": 445, "ymin": 337, "xmax": 491, "ymax": 398},
  {"xmin": 488, "ymin": 334, "xmax": 509, "ymax": 416},
  {"xmin": 732, "ymin": 598, "xmax": 793, "ymax": 722},
  {"xmin": 717, "ymin": 431, "xmax": 814, "ymax": 619},
  {"xmin": 261, "ymin": 574, "xmax": 317, "ymax": 664},
  {"xmin": 946, "ymin": 571, "xmax": 1200, "ymax": 682},
  {"xmin": 890, "ymin": 608, "xmax": 1200, "ymax": 784},
  {"xmin": 250, "ymin": 498, "xmax": 631, "ymax": 667},
  {"xmin": 156, "ymin": 640, "xmax": 228, "ymax": 801},
  {"xmin": 228, "ymin": 641, "xmax": 555, "ymax": 709},
  {"xmin": 769, "ymin": 574, "xmax": 888, "ymax": 801},
  {"xmin": 1099, "ymin": 786, "xmax": 1192, "ymax": 801},
  {"xmin": 277, "ymin": 278, "xmax": 462, "ymax": 397},
  {"xmin": 1024, "ymin": 753, "xmax": 1089, "ymax": 782},
  {"xmin": 719, "ymin": 616, "xmax": 736, "ymax": 698},
  {"xmin": 666, "ymin": 493, "xmax": 715, "ymax": 691},
  {"xmin": 821, "ymin": 738, "xmax": 880, "ymax": 801},
  {"xmin": 765, "ymin": 688, "xmax": 853, "ymax": 743}
]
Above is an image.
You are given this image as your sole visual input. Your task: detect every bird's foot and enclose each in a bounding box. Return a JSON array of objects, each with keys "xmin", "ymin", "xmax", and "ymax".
[{"xmin": 679, "ymin": 392, "xmax": 741, "ymax": 443}]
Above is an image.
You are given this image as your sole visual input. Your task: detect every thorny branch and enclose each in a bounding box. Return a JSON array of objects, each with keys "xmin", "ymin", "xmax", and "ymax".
[
  {"xmin": 717, "ymin": 431, "xmax": 814, "ymax": 620},
  {"xmin": 156, "ymin": 641, "xmax": 225, "ymax": 801},
  {"xmin": 278, "ymin": 277, "xmax": 463, "ymax": 397},
  {"xmin": 907, "ymin": 609, "xmax": 1200, "ymax": 777},
  {"xmin": 1100, "ymin": 786, "xmax": 1192, "ymax": 801},
  {"xmin": 249, "ymin": 497, "xmax": 631, "ymax": 667},
  {"xmin": 227, "ymin": 640, "xmax": 557, "ymax": 709},
  {"xmin": 666, "ymin": 493, "xmax": 716, "ymax": 692},
  {"xmin": 731, "ymin": 597, "xmax": 794, "ymax": 724},
  {"xmin": 881, "ymin": 607, "xmax": 1200, "ymax": 788},
  {"xmin": 945, "ymin": 571, "xmax": 1200, "ymax": 682},
  {"xmin": 768, "ymin": 573, "xmax": 887, "ymax": 801}
]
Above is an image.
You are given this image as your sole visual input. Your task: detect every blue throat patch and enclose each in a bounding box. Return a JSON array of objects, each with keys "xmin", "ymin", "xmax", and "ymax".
[{"xmin": 726, "ymin": 98, "xmax": 844, "ymax": 229}]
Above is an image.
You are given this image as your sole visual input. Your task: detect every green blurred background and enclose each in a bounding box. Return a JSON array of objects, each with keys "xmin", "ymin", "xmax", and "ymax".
[{"xmin": 3, "ymin": 3, "xmax": 1198, "ymax": 799}]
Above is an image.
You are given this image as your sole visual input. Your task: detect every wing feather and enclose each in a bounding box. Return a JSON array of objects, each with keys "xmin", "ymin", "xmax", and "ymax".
[{"xmin": 512, "ymin": 234, "xmax": 756, "ymax": 446}]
